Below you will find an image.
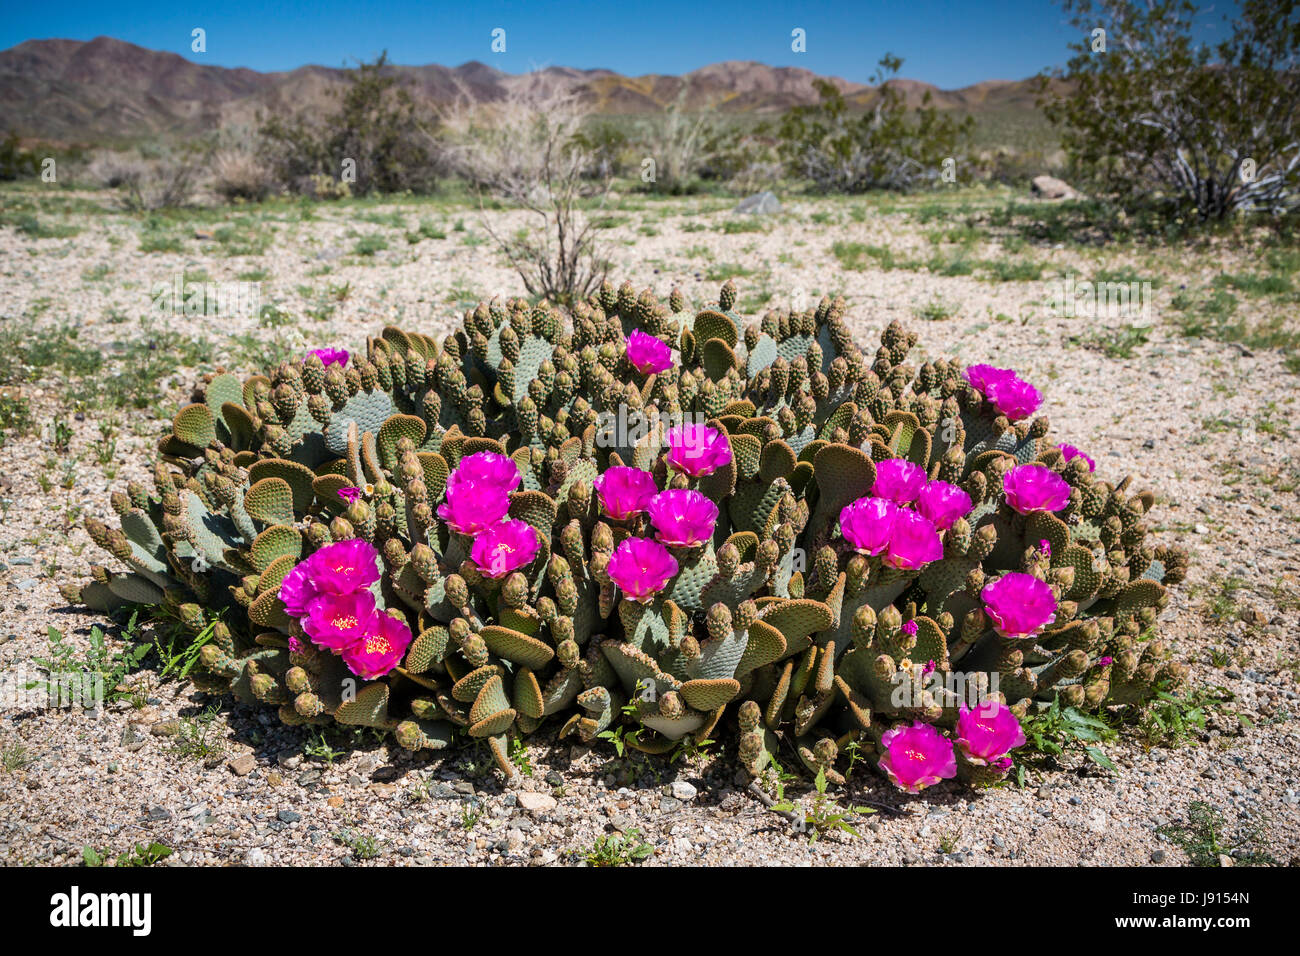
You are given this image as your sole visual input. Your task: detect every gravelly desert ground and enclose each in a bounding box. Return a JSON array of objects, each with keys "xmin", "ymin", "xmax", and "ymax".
[{"xmin": 1, "ymin": 183, "xmax": 1297, "ymax": 866}]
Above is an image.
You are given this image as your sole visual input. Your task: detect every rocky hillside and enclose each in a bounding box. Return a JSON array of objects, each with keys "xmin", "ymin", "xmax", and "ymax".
[{"xmin": 0, "ymin": 35, "xmax": 1054, "ymax": 144}]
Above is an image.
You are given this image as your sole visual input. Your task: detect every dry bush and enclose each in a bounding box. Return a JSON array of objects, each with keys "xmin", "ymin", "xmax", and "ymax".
[
  {"xmin": 83, "ymin": 150, "xmax": 150, "ymax": 189},
  {"xmin": 633, "ymin": 93, "xmax": 712, "ymax": 193},
  {"xmin": 210, "ymin": 138, "xmax": 274, "ymax": 202},
  {"xmin": 434, "ymin": 84, "xmax": 609, "ymax": 303},
  {"xmin": 85, "ymin": 148, "xmax": 201, "ymax": 210}
]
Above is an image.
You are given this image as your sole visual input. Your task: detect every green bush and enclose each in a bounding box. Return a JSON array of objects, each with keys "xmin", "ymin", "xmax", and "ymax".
[
  {"xmin": 1039, "ymin": 0, "xmax": 1300, "ymax": 222},
  {"xmin": 259, "ymin": 53, "xmax": 436, "ymax": 197},
  {"xmin": 776, "ymin": 56, "xmax": 973, "ymax": 193}
]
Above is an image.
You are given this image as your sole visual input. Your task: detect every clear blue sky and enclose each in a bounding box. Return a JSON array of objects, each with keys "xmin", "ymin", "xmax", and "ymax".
[{"xmin": 1, "ymin": 0, "xmax": 1239, "ymax": 88}]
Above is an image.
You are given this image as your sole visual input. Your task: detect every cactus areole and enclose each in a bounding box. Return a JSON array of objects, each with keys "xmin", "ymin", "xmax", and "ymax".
[{"xmin": 69, "ymin": 279, "xmax": 1188, "ymax": 791}]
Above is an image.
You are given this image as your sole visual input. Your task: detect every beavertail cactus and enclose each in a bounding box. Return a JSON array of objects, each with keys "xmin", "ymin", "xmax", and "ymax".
[{"xmin": 68, "ymin": 280, "xmax": 1189, "ymax": 790}]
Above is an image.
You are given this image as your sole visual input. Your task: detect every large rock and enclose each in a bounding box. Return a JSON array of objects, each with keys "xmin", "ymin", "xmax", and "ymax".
[
  {"xmin": 735, "ymin": 191, "xmax": 782, "ymax": 215},
  {"xmin": 1031, "ymin": 175, "xmax": 1082, "ymax": 200}
]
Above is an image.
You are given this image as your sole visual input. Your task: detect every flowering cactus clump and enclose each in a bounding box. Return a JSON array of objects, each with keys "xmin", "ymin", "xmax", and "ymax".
[{"xmin": 65, "ymin": 279, "xmax": 1188, "ymax": 791}]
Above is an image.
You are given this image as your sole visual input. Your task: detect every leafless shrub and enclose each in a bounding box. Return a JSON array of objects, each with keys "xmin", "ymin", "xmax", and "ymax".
[
  {"xmin": 83, "ymin": 150, "xmax": 150, "ymax": 189},
  {"xmin": 85, "ymin": 148, "xmax": 201, "ymax": 210},
  {"xmin": 434, "ymin": 84, "xmax": 609, "ymax": 304},
  {"xmin": 634, "ymin": 93, "xmax": 712, "ymax": 193},
  {"xmin": 209, "ymin": 128, "xmax": 275, "ymax": 202}
]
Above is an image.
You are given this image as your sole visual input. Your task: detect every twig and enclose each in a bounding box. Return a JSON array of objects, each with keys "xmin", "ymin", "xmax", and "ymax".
[{"xmin": 745, "ymin": 780, "xmax": 801, "ymax": 825}]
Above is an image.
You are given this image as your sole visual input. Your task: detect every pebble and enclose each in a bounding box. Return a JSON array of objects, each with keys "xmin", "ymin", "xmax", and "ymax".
[
  {"xmin": 516, "ymin": 792, "xmax": 557, "ymax": 812},
  {"xmin": 228, "ymin": 754, "xmax": 256, "ymax": 776},
  {"xmin": 669, "ymin": 781, "xmax": 698, "ymax": 801}
]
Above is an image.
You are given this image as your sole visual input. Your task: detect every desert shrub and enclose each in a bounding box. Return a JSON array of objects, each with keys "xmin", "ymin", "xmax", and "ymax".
[
  {"xmin": 86, "ymin": 147, "xmax": 202, "ymax": 210},
  {"xmin": 1039, "ymin": 0, "xmax": 1300, "ymax": 221},
  {"xmin": 696, "ymin": 122, "xmax": 782, "ymax": 193},
  {"xmin": 258, "ymin": 53, "xmax": 436, "ymax": 197},
  {"xmin": 0, "ymin": 131, "xmax": 38, "ymax": 180},
  {"xmin": 776, "ymin": 56, "xmax": 974, "ymax": 193},
  {"xmin": 572, "ymin": 120, "xmax": 632, "ymax": 181},
  {"xmin": 209, "ymin": 129, "xmax": 274, "ymax": 202},
  {"xmin": 435, "ymin": 85, "xmax": 609, "ymax": 303},
  {"xmin": 84, "ymin": 150, "xmax": 150, "ymax": 190},
  {"xmin": 631, "ymin": 94, "xmax": 714, "ymax": 194}
]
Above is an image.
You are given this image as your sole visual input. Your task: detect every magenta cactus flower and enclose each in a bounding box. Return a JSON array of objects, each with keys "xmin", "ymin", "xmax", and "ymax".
[
  {"xmin": 310, "ymin": 539, "xmax": 381, "ymax": 595},
  {"xmin": 917, "ymin": 480, "xmax": 973, "ymax": 531},
  {"xmin": 341, "ymin": 611, "xmax": 413, "ymax": 680},
  {"xmin": 625, "ymin": 329, "xmax": 673, "ymax": 375},
  {"xmin": 437, "ymin": 483, "xmax": 511, "ymax": 536},
  {"xmin": 1038, "ymin": 538, "xmax": 1052, "ymax": 558},
  {"xmin": 447, "ymin": 451, "xmax": 521, "ymax": 497},
  {"xmin": 1058, "ymin": 443, "xmax": 1096, "ymax": 472},
  {"xmin": 981, "ymin": 572, "xmax": 1057, "ymax": 638},
  {"xmin": 278, "ymin": 562, "xmax": 319, "ymax": 619},
  {"xmin": 872, "ymin": 458, "xmax": 927, "ymax": 504},
  {"xmin": 647, "ymin": 489, "xmax": 718, "ymax": 547},
  {"xmin": 337, "ymin": 486, "xmax": 362, "ymax": 505},
  {"xmin": 664, "ymin": 422, "xmax": 732, "ymax": 477},
  {"xmin": 965, "ymin": 363, "xmax": 1015, "ymax": 394},
  {"xmin": 839, "ymin": 496, "xmax": 897, "ymax": 555},
  {"xmin": 302, "ymin": 589, "xmax": 378, "ymax": 653},
  {"xmin": 902, "ymin": 619, "xmax": 919, "ymax": 636},
  {"xmin": 308, "ymin": 347, "xmax": 349, "ymax": 367},
  {"xmin": 1096, "ymin": 655, "xmax": 1114, "ymax": 668},
  {"xmin": 878, "ymin": 722, "xmax": 957, "ymax": 794},
  {"xmin": 985, "ymin": 375, "xmax": 1042, "ymax": 421},
  {"xmin": 470, "ymin": 519, "xmax": 541, "ymax": 578},
  {"xmin": 922, "ymin": 658, "xmax": 936, "ymax": 676},
  {"xmin": 593, "ymin": 466, "xmax": 659, "ymax": 521},
  {"xmin": 1002, "ymin": 464, "xmax": 1071, "ymax": 515},
  {"xmin": 883, "ymin": 510, "xmax": 943, "ymax": 570},
  {"xmin": 956, "ymin": 701, "xmax": 1026, "ymax": 765},
  {"xmin": 606, "ymin": 537, "xmax": 679, "ymax": 603},
  {"xmin": 279, "ymin": 539, "xmax": 380, "ymax": 617}
]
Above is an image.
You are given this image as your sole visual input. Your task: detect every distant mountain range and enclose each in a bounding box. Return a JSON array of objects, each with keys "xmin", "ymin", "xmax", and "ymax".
[{"xmin": 0, "ymin": 36, "xmax": 1055, "ymax": 145}]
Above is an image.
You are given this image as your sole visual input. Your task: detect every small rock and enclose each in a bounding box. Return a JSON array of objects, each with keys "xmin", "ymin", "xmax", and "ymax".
[
  {"xmin": 1218, "ymin": 854, "xmax": 1235, "ymax": 867},
  {"xmin": 1151, "ymin": 849, "xmax": 1166, "ymax": 863},
  {"xmin": 1030, "ymin": 175, "xmax": 1083, "ymax": 200},
  {"xmin": 734, "ymin": 191, "xmax": 781, "ymax": 215},
  {"xmin": 516, "ymin": 792, "xmax": 557, "ymax": 813},
  {"xmin": 668, "ymin": 780, "xmax": 698, "ymax": 801},
  {"xmin": 228, "ymin": 754, "xmax": 256, "ymax": 776},
  {"xmin": 278, "ymin": 810, "xmax": 302, "ymax": 823},
  {"xmin": 1195, "ymin": 523, "xmax": 1210, "ymax": 535},
  {"xmin": 326, "ymin": 796, "xmax": 344, "ymax": 809}
]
